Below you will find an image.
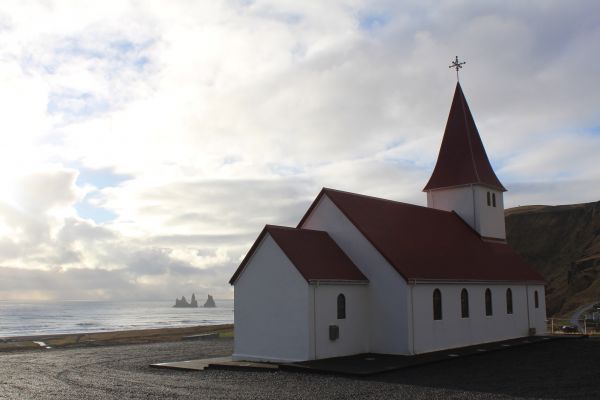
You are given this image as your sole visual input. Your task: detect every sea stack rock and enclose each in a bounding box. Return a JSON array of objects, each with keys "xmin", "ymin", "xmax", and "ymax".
[
  {"xmin": 203, "ymin": 294, "xmax": 216, "ymax": 308},
  {"xmin": 174, "ymin": 294, "xmax": 199, "ymax": 308}
]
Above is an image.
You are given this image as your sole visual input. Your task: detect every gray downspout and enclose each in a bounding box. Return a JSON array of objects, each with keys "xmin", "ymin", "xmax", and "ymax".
[
  {"xmin": 313, "ymin": 284, "xmax": 317, "ymax": 359},
  {"xmin": 525, "ymin": 284, "xmax": 531, "ymax": 333},
  {"xmin": 410, "ymin": 283, "xmax": 416, "ymax": 355}
]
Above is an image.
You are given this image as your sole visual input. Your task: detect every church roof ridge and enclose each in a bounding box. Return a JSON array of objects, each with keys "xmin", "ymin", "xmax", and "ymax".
[
  {"xmin": 299, "ymin": 187, "xmax": 544, "ymax": 284},
  {"xmin": 423, "ymin": 82, "xmax": 506, "ymax": 192},
  {"xmin": 320, "ymin": 187, "xmax": 453, "ymax": 214}
]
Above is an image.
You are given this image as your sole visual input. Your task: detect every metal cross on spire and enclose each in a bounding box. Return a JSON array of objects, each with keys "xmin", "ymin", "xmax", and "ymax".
[{"xmin": 449, "ymin": 56, "xmax": 466, "ymax": 81}]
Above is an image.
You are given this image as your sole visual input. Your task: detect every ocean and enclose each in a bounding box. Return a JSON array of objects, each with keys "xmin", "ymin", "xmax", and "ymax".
[{"xmin": 0, "ymin": 299, "xmax": 233, "ymax": 338}]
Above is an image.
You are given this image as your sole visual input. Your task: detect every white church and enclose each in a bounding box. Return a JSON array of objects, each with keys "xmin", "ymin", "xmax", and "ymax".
[{"xmin": 229, "ymin": 82, "xmax": 547, "ymax": 363}]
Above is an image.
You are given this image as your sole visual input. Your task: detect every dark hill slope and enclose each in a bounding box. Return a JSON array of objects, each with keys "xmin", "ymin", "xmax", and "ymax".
[{"xmin": 505, "ymin": 201, "xmax": 600, "ymax": 317}]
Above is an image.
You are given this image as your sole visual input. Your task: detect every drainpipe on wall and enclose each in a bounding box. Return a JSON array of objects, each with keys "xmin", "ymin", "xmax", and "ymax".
[
  {"xmin": 525, "ymin": 284, "xmax": 531, "ymax": 333},
  {"xmin": 410, "ymin": 283, "xmax": 416, "ymax": 355},
  {"xmin": 313, "ymin": 283, "xmax": 318, "ymax": 359}
]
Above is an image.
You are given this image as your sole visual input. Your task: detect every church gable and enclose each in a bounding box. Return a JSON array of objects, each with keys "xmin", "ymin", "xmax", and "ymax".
[{"xmin": 230, "ymin": 225, "xmax": 367, "ymax": 285}]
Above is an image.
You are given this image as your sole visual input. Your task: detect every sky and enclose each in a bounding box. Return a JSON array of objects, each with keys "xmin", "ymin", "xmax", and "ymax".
[{"xmin": 0, "ymin": 0, "xmax": 599, "ymax": 301}]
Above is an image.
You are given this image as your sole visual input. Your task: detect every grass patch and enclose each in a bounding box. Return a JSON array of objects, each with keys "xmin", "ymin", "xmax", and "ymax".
[
  {"xmin": 218, "ymin": 329, "xmax": 234, "ymax": 338},
  {"xmin": 0, "ymin": 324, "xmax": 234, "ymax": 351}
]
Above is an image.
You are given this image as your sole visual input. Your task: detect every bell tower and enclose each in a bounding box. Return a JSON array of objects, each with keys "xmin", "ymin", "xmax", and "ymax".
[{"xmin": 424, "ymin": 82, "xmax": 507, "ymax": 241}]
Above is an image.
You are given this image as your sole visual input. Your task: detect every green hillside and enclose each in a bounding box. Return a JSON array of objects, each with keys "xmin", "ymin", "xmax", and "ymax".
[{"xmin": 505, "ymin": 201, "xmax": 600, "ymax": 317}]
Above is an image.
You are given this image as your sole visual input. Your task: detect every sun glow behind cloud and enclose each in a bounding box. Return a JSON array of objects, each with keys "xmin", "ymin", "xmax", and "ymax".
[{"xmin": 0, "ymin": 0, "xmax": 599, "ymax": 300}]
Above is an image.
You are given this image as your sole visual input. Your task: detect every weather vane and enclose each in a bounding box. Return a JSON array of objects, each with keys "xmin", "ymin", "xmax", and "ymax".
[{"xmin": 449, "ymin": 56, "xmax": 466, "ymax": 81}]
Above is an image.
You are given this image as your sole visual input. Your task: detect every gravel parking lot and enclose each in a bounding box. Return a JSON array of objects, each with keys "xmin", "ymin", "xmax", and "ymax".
[{"xmin": 0, "ymin": 336, "xmax": 597, "ymax": 399}]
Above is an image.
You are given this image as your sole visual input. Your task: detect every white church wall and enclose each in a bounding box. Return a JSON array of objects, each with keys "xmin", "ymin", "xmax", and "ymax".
[
  {"xmin": 312, "ymin": 284, "xmax": 369, "ymax": 359},
  {"xmin": 528, "ymin": 284, "xmax": 547, "ymax": 335},
  {"xmin": 412, "ymin": 283, "xmax": 537, "ymax": 354},
  {"xmin": 473, "ymin": 186, "xmax": 506, "ymax": 239},
  {"xmin": 427, "ymin": 186, "xmax": 475, "ymax": 228},
  {"xmin": 233, "ymin": 234, "xmax": 311, "ymax": 362},
  {"xmin": 301, "ymin": 195, "xmax": 411, "ymax": 355},
  {"xmin": 426, "ymin": 186, "xmax": 506, "ymax": 240}
]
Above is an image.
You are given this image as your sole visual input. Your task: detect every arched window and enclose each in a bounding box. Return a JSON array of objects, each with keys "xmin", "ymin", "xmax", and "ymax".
[
  {"xmin": 487, "ymin": 192, "xmax": 491, "ymax": 206},
  {"xmin": 506, "ymin": 288, "xmax": 513, "ymax": 314},
  {"xmin": 461, "ymin": 289, "xmax": 469, "ymax": 318},
  {"xmin": 433, "ymin": 289, "xmax": 442, "ymax": 320},
  {"xmin": 337, "ymin": 294, "xmax": 346, "ymax": 319},
  {"xmin": 492, "ymin": 193, "xmax": 497, "ymax": 207},
  {"xmin": 534, "ymin": 290, "xmax": 539, "ymax": 309},
  {"xmin": 485, "ymin": 288, "xmax": 493, "ymax": 316}
]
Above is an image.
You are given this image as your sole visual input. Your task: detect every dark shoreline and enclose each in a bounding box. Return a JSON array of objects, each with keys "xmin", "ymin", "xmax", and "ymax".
[{"xmin": 0, "ymin": 324, "xmax": 233, "ymax": 351}]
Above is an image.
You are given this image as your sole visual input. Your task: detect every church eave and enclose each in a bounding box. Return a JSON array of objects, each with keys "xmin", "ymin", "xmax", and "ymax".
[
  {"xmin": 308, "ymin": 279, "xmax": 369, "ymax": 285},
  {"xmin": 423, "ymin": 181, "xmax": 507, "ymax": 193},
  {"xmin": 407, "ymin": 278, "xmax": 546, "ymax": 285}
]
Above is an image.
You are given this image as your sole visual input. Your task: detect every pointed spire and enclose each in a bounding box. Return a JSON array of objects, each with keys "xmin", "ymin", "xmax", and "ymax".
[{"xmin": 423, "ymin": 83, "xmax": 506, "ymax": 192}]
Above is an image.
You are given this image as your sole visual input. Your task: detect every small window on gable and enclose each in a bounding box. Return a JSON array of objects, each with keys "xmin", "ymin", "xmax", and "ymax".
[
  {"xmin": 492, "ymin": 193, "xmax": 497, "ymax": 207},
  {"xmin": 461, "ymin": 289, "xmax": 469, "ymax": 318},
  {"xmin": 506, "ymin": 288, "xmax": 513, "ymax": 314},
  {"xmin": 534, "ymin": 290, "xmax": 539, "ymax": 309},
  {"xmin": 485, "ymin": 288, "xmax": 493, "ymax": 316},
  {"xmin": 433, "ymin": 289, "xmax": 442, "ymax": 320},
  {"xmin": 487, "ymin": 191, "xmax": 491, "ymax": 206},
  {"xmin": 337, "ymin": 294, "xmax": 346, "ymax": 319}
]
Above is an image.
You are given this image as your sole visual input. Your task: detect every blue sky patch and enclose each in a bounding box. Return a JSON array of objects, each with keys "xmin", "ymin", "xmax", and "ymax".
[
  {"xmin": 72, "ymin": 166, "xmax": 130, "ymax": 224},
  {"xmin": 269, "ymin": 163, "xmax": 304, "ymax": 176},
  {"xmin": 37, "ymin": 34, "xmax": 156, "ymax": 125},
  {"xmin": 75, "ymin": 166, "xmax": 132, "ymax": 189},
  {"xmin": 110, "ymin": 39, "xmax": 135, "ymax": 53},
  {"xmin": 133, "ymin": 56, "xmax": 150, "ymax": 71},
  {"xmin": 359, "ymin": 13, "xmax": 390, "ymax": 31},
  {"xmin": 75, "ymin": 197, "xmax": 118, "ymax": 224},
  {"xmin": 47, "ymin": 90, "xmax": 110, "ymax": 118},
  {"xmin": 588, "ymin": 125, "xmax": 600, "ymax": 135}
]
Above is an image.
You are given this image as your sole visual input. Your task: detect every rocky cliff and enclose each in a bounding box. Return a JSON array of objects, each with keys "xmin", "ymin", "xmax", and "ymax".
[
  {"xmin": 174, "ymin": 293, "xmax": 199, "ymax": 308},
  {"xmin": 506, "ymin": 201, "xmax": 600, "ymax": 317},
  {"xmin": 203, "ymin": 294, "xmax": 216, "ymax": 308}
]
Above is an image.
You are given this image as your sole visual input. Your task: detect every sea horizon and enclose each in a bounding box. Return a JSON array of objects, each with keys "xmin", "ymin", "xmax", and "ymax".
[{"xmin": 0, "ymin": 299, "xmax": 233, "ymax": 338}]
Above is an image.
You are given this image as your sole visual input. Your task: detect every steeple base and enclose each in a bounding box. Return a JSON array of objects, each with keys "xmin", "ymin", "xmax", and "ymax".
[{"xmin": 426, "ymin": 185, "xmax": 506, "ymax": 240}]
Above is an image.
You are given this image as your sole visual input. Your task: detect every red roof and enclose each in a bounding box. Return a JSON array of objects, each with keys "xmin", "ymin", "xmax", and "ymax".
[
  {"xmin": 423, "ymin": 83, "xmax": 506, "ymax": 192},
  {"xmin": 229, "ymin": 225, "xmax": 368, "ymax": 285},
  {"xmin": 298, "ymin": 188, "xmax": 544, "ymax": 283}
]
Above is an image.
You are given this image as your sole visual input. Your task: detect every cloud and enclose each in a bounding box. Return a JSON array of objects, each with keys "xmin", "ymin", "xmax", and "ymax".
[
  {"xmin": 0, "ymin": 1, "xmax": 599, "ymax": 300},
  {"xmin": 0, "ymin": 262, "xmax": 234, "ymax": 301}
]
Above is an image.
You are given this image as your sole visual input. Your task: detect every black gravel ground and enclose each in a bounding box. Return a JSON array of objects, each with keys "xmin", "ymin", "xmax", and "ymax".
[{"xmin": 0, "ymin": 337, "xmax": 597, "ymax": 399}]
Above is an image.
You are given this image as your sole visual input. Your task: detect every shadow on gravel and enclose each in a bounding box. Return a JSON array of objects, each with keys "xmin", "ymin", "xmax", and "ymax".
[{"xmin": 365, "ymin": 337, "xmax": 598, "ymax": 399}]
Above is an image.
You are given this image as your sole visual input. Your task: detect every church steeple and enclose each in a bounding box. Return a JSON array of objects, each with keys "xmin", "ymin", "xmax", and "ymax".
[
  {"xmin": 423, "ymin": 83, "xmax": 505, "ymax": 192},
  {"xmin": 424, "ymin": 83, "xmax": 507, "ymax": 241}
]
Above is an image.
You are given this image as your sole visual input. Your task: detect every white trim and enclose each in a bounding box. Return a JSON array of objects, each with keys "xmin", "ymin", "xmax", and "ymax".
[
  {"xmin": 424, "ymin": 183, "xmax": 506, "ymax": 192},
  {"xmin": 308, "ymin": 279, "xmax": 369, "ymax": 285}
]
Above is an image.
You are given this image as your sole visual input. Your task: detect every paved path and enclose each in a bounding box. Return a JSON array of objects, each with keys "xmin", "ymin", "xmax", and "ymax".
[
  {"xmin": 1, "ymin": 337, "xmax": 599, "ymax": 399},
  {"xmin": 569, "ymin": 300, "xmax": 600, "ymax": 331}
]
